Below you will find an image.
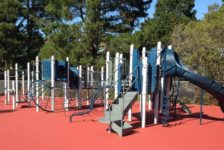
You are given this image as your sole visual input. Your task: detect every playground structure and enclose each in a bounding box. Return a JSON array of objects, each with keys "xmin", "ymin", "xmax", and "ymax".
[
  {"xmin": 3, "ymin": 63, "xmax": 31, "ymax": 110},
  {"xmin": 1, "ymin": 41, "xmax": 224, "ymax": 137},
  {"xmin": 2, "ymin": 56, "xmax": 105, "ymax": 113}
]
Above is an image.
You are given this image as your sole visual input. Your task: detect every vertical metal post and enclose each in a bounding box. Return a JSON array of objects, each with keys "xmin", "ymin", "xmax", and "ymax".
[
  {"xmin": 128, "ymin": 44, "xmax": 134, "ymax": 121},
  {"xmin": 51, "ymin": 55, "xmax": 55, "ymax": 111},
  {"xmin": 90, "ymin": 66, "xmax": 94, "ymax": 87},
  {"xmin": 141, "ymin": 47, "xmax": 148, "ymax": 128},
  {"xmin": 154, "ymin": 41, "xmax": 162, "ymax": 124},
  {"xmin": 200, "ymin": 89, "xmax": 204, "ymax": 125},
  {"xmin": 114, "ymin": 53, "xmax": 119, "ymax": 99},
  {"xmin": 160, "ymin": 77, "xmax": 164, "ymax": 112},
  {"xmin": 66, "ymin": 57, "xmax": 70, "ymax": 86},
  {"xmin": 12, "ymin": 81, "xmax": 15, "ymax": 110},
  {"xmin": 4, "ymin": 71, "xmax": 7, "ymax": 105},
  {"xmin": 78, "ymin": 65, "xmax": 82, "ymax": 109},
  {"xmin": 101, "ymin": 67, "xmax": 104, "ymax": 86},
  {"xmin": 31, "ymin": 71, "xmax": 34, "ymax": 97},
  {"xmin": 27, "ymin": 62, "xmax": 30, "ymax": 102},
  {"xmin": 22, "ymin": 71, "xmax": 25, "ymax": 97},
  {"xmin": 36, "ymin": 56, "xmax": 39, "ymax": 112},
  {"xmin": 7, "ymin": 70, "xmax": 10, "ymax": 104},
  {"xmin": 64, "ymin": 57, "xmax": 69, "ymax": 110},
  {"xmin": 64, "ymin": 82, "xmax": 68, "ymax": 110},
  {"xmin": 15, "ymin": 63, "xmax": 19, "ymax": 106},
  {"xmin": 87, "ymin": 67, "xmax": 90, "ymax": 106},
  {"xmin": 41, "ymin": 61, "xmax": 44, "ymax": 102},
  {"xmin": 119, "ymin": 53, "xmax": 123, "ymax": 96},
  {"xmin": 105, "ymin": 52, "xmax": 110, "ymax": 109}
]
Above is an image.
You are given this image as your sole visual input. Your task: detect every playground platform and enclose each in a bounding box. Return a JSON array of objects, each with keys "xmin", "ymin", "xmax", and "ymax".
[{"xmin": 0, "ymin": 99, "xmax": 223, "ymax": 150}]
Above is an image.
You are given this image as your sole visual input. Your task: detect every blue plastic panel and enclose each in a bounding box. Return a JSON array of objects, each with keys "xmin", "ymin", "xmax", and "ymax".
[
  {"xmin": 132, "ymin": 48, "xmax": 141, "ymax": 93},
  {"xmin": 147, "ymin": 48, "xmax": 157, "ymax": 93},
  {"xmin": 41, "ymin": 60, "xmax": 68, "ymax": 81},
  {"xmin": 69, "ymin": 67, "xmax": 79, "ymax": 89},
  {"xmin": 41, "ymin": 60, "xmax": 51, "ymax": 80},
  {"xmin": 55, "ymin": 60, "xmax": 68, "ymax": 81},
  {"xmin": 118, "ymin": 63, "xmax": 122, "ymax": 95}
]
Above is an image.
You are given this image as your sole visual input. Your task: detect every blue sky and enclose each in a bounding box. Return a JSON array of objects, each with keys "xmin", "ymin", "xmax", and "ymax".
[{"xmin": 148, "ymin": 0, "xmax": 223, "ymax": 19}]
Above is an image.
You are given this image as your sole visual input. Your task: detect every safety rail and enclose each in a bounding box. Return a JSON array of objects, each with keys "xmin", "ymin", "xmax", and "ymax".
[
  {"xmin": 69, "ymin": 67, "xmax": 120, "ymax": 122},
  {"xmin": 108, "ymin": 64, "xmax": 139, "ymax": 135}
]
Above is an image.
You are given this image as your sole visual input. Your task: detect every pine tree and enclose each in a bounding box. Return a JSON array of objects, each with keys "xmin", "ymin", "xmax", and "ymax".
[
  {"xmin": 18, "ymin": 0, "xmax": 73, "ymax": 63},
  {"xmin": 0, "ymin": 0, "xmax": 25, "ymax": 68},
  {"xmin": 139, "ymin": 0, "xmax": 196, "ymax": 48}
]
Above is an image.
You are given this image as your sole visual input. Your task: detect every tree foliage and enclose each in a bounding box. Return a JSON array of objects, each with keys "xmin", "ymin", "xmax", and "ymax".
[
  {"xmin": 0, "ymin": 0, "xmax": 25, "ymax": 68},
  {"xmin": 39, "ymin": 0, "xmax": 152, "ymax": 68},
  {"xmin": 172, "ymin": 4, "xmax": 224, "ymax": 81},
  {"xmin": 137, "ymin": 0, "xmax": 196, "ymax": 48}
]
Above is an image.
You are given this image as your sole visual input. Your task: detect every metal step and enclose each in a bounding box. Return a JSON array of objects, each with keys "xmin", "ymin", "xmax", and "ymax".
[
  {"xmin": 99, "ymin": 91, "xmax": 138, "ymax": 136},
  {"xmin": 111, "ymin": 120, "xmax": 133, "ymax": 136},
  {"xmin": 117, "ymin": 91, "xmax": 138, "ymax": 113},
  {"xmin": 99, "ymin": 106, "xmax": 122, "ymax": 124}
]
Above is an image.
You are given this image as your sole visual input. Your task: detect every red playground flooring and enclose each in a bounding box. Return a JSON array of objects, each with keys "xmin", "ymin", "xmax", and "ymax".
[{"xmin": 0, "ymin": 99, "xmax": 224, "ymax": 150}]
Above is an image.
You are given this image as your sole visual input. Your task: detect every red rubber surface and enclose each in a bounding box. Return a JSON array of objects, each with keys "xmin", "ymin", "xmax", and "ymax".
[{"xmin": 0, "ymin": 97, "xmax": 224, "ymax": 150}]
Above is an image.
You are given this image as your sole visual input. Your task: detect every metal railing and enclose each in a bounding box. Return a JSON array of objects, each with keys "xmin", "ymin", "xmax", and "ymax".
[{"xmin": 108, "ymin": 64, "xmax": 139, "ymax": 135}]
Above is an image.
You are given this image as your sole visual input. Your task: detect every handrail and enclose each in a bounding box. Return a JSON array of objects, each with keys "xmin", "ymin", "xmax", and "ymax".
[
  {"xmin": 120, "ymin": 64, "xmax": 140, "ymax": 99},
  {"xmin": 108, "ymin": 63, "xmax": 140, "ymax": 136}
]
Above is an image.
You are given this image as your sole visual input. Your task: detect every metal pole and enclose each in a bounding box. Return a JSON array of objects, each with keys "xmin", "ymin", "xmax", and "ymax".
[
  {"xmin": 101, "ymin": 66, "xmax": 104, "ymax": 86},
  {"xmin": 64, "ymin": 82, "xmax": 68, "ymax": 110},
  {"xmin": 87, "ymin": 67, "xmax": 90, "ymax": 106},
  {"xmin": 31, "ymin": 71, "xmax": 34, "ymax": 97},
  {"xmin": 90, "ymin": 66, "xmax": 94, "ymax": 87},
  {"xmin": 114, "ymin": 53, "xmax": 119, "ymax": 99},
  {"xmin": 78, "ymin": 65, "xmax": 82, "ymax": 109},
  {"xmin": 154, "ymin": 41, "xmax": 162, "ymax": 124},
  {"xmin": 128, "ymin": 44, "xmax": 134, "ymax": 121},
  {"xmin": 4, "ymin": 71, "xmax": 7, "ymax": 105},
  {"xmin": 12, "ymin": 81, "xmax": 15, "ymax": 110},
  {"xmin": 141, "ymin": 47, "xmax": 148, "ymax": 128},
  {"xmin": 22, "ymin": 71, "xmax": 25, "ymax": 97},
  {"xmin": 36, "ymin": 56, "xmax": 39, "ymax": 112},
  {"xmin": 200, "ymin": 89, "xmax": 204, "ymax": 125},
  {"xmin": 66, "ymin": 57, "xmax": 70, "ymax": 86},
  {"xmin": 7, "ymin": 70, "xmax": 10, "ymax": 104},
  {"xmin": 15, "ymin": 63, "xmax": 19, "ymax": 106},
  {"xmin": 51, "ymin": 55, "xmax": 55, "ymax": 111},
  {"xmin": 64, "ymin": 57, "xmax": 69, "ymax": 110},
  {"xmin": 105, "ymin": 52, "xmax": 110, "ymax": 109},
  {"xmin": 27, "ymin": 62, "xmax": 30, "ymax": 102}
]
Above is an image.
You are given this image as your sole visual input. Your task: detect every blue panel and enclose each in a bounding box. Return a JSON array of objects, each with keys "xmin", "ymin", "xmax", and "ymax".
[
  {"xmin": 118, "ymin": 63, "xmax": 122, "ymax": 96},
  {"xmin": 147, "ymin": 48, "xmax": 157, "ymax": 93},
  {"xmin": 132, "ymin": 48, "xmax": 141, "ymax": 93},
  {"xmin": 138, "ymin": 60, "xmax": 143, "ymax": 93},
  {"xmin": 55, "ymin": 60, "xmax": 68, "ymax": 81},
  {"xmin": 69, "ymin": 67, "xmax": 79, "ymax": 89},
  {"xmin": 41, "ymin": 60, "xmax": 51, "ymax": 80}
]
